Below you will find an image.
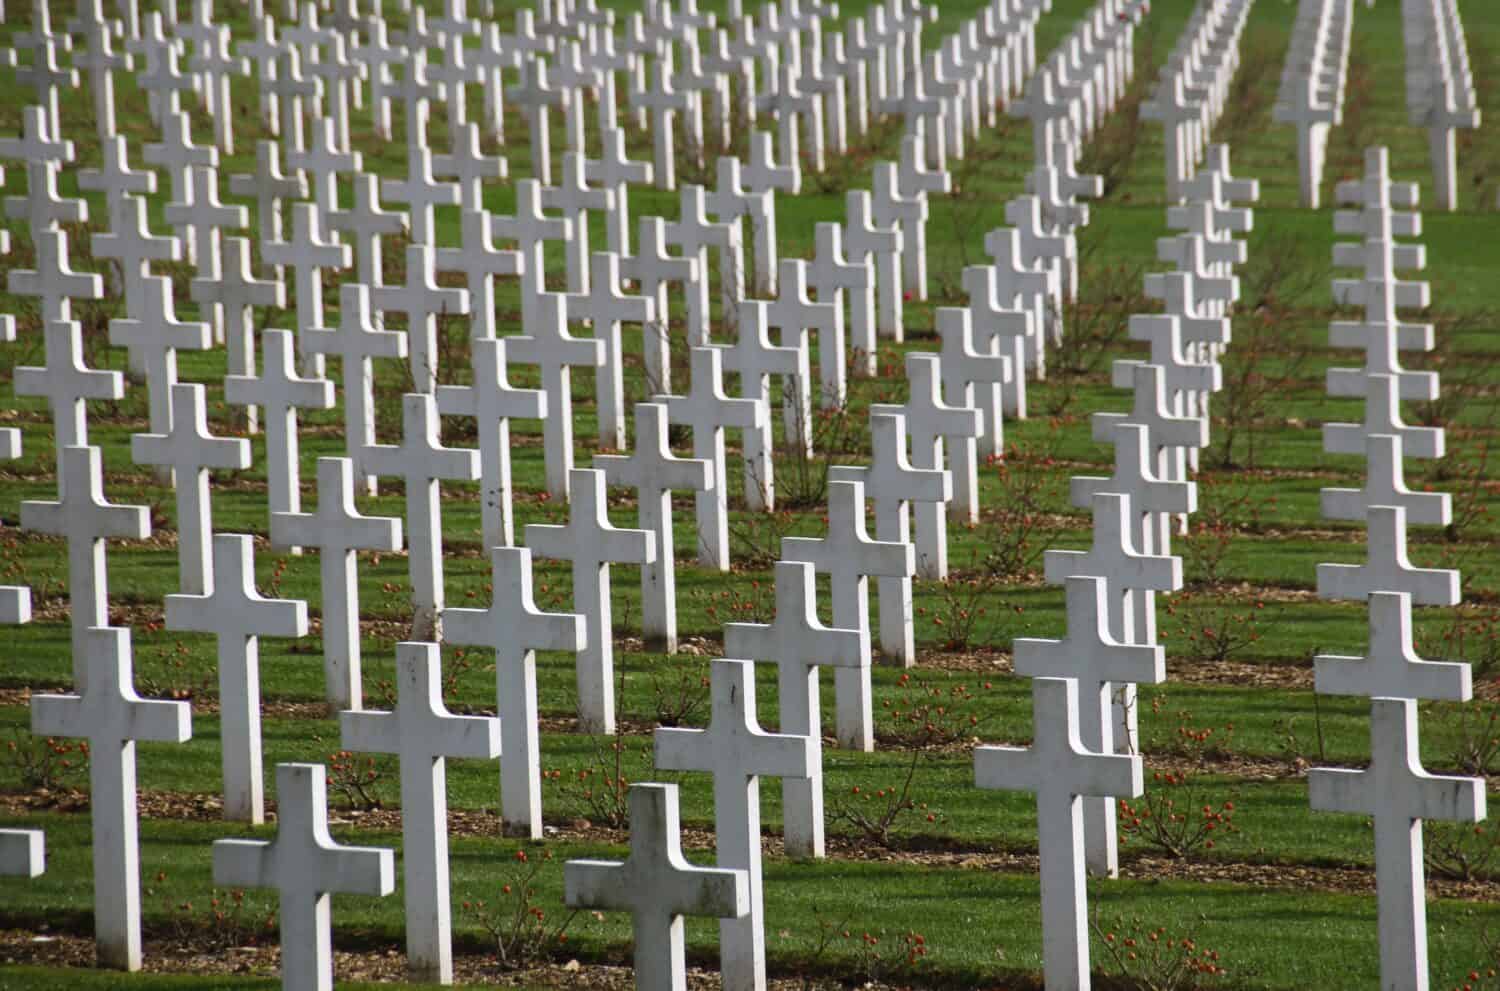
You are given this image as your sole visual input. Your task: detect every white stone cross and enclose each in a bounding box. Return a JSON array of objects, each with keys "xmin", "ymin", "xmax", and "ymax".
[
  {"xmin": 1073, "ymin": 421, "xmax": 1196, "ymax": 574},
  {"xmin": 263, "ymin": 204, "xmax": 352, "ymax": 378},
  {"xmin": 20, "ymin": 446, "xmax": 149, "ymax": 682},
  {"xmin": 131, "ymin": 380, "xmax": 251, "ymax": 592},
  {"xmin": 92, "ymin": 194, "xmax": 180, "ymax": 332},
  {"xmin": 707, "ymin": 155, "xmax": 778, "ymax": 296},
  {"xmin": 1015, "ymin": 576, "xmax": 1164, "ymax": 877},
  {"xmin": 936, "ymin": 307, "xmax": 1011, "ymax": 522},
  {"xmin": 871, "ymin": 162, "xmax": 926, "ymax": 307},
  {"xmin": 165, "ymin": 533, "xmax": 307, "ymax": 823},
  {"xmin": 1309, "ymin": 699, "xmax": 1484, "ymax": 991},
  {"xmin": 768, "ymin": 258, "xmax": 843, "ymax": 410},
  {"xmin": 191, "ymin": 237, "xmax": 282, "ymax": 433},
  {"xmin": 525, "ymin": 468, "xmax": 655, "ymax": 734},
  {"xmin": 304, "ymin": 284, "xmax": 408, "ymax": 494},
  {"xmin": 213, "ymin": 763, "xmax": 396, "ymax": 991},
  {"xmin": 1324, "ymin": 373, "xmax": 1444, "ymax": 461},
  {"xmin": 963, "ymin": 264, "xmax": 1035, "ymax": 423},
  {"xmin": 363, "ymin": 393, "xmax": 479, "ymax": 641},
  {"xmin": 229, "ymin": 140, "xmax": 307, "ymax": 248},
  {"xmin": 783, "ymin": 476, "xmax": 910, "ymax": 739},
  {"xmin": 1325, "ymin": 314, "xmax": 1437, "ymax": 405},
  {"xmin": 74, "ymin": 9, "xmax": 129, "ymax": 142},
  {"xmin": 572, "ymin": 251, "xmax": 654, "ymax": 451},
  {"xmin": 164, "ymin": 163, "xmax": 246, "ymax": 296},
  {"xmin": 724, "ymin": 560, "xmax": 866, "ymax": 858},
  {"xmin": 32, "ymin": 626, "xmax": 192, "ymax": 971},
  {"xmin": 743, "ymin": 128, "xmax": 801, "ymax": 197},
  {"xmin": 828, "ymin": 412, "xmax": 950, "ymax": 666},
  {"xmin": 329, "ymin": 173, "xmax": 408, "ymax": 288},
  {"xmin": 1321, "ymin": 433, "xmax": 1450, "ymax": 526},
  {"xmin": 511, "ymin": 56, "xmax": 567, "ymax": 185},
  {"xmin": 985, "ymin": 225, "xmax": 1059, "ymax": 375},
  {"xmin": 666, "ymin": 184, "xmax": 745, "ymax": 332},
  {"xmin": 507, "ymin": 293, "xmax": 605, "ymax": 500},
  {"xmin": 271, "ymin": 457, "xmax": 404, "ymax": 709},
  {"xmin": 225, "ymin": 329, "xmax": 335, "ymax": 549},
  {"xmin": 1115, "ymin": 315, "xmax": 1222, "ymax": 411},
  {"xmin": 565, "ymin": 784, "xmax": 748, "ymax": 991},
  {"xmin": 14, "ymin": 319, "xmax": 123, "ymax": 473},
  {"xmin": 974, "ymin": 677, "xmax": 1142, "ymax": 991},
  {"xmin": 9, "ymin": 227, "xmax": 103, "ymax": 326},
  {"xmin": 341, "ymin": 642, "xmax": 498, "ymax": 983},
  {"xmin": 143, "ymin": 111, "xmax": 217, "ymax": 266},
  {"xmin": 432, "ymin": 122, "xmax": 508, "ymax": 212},
  {"xmin": 374, "ymin": 244, "xmax": 470, "ymax": 395},
  {"xmin": 1044, "ymin": 492, "xmax": 1182, "ymax": 647},
  {"xmin": 78, "ymin": 134, "xmax": 156, "ymax": 202},
  {"xmin": 594, "ymin": 403, "xmax": 712, "ymax": 653},
  {"xmin": 493, "ymin": 179, "xmax": 572, "ymax": 341},
  {"xmin": 722, "ymin": 298, "xmax": 810, "ymax": 512},
  {"xmin": 585, "ymin": 129, "xmax": 652, "ymax": 258},
  {"xmin": 1091, "ymin": 362, "xmax": 1209, "ymax": 500},
  {"xmin": 1316, "ymin": 590, "xmax": 1470, "ymax": 702},
  {"xmin": 656, "ymin": 659, "xmax": 814, "ymax": 991},
  {"xmin": 655, "ymin": 346, "xmax": 766, "ymax": 571},
  {"xmin": 845, "ymin": 189, "xmax": 904, "ymax": 341},
  {"xmin": 1317, "ymin": 505, "xmax": 1459, "ymax": 607},
  {"xmin": 542, "ymin": 151, "xmax": 613, "ymax": 295},
  {"xmin": 435, "ymin": 208, "xmax": 522, "ymax": 344},
  {"xmin": 633, "ymin": 58, "xmax": 692, "ymax": 191},
  {"xmin": 871, "ymin": 353, "xmax": 980, "ymax": 581},
  {"xmin": 809, "ymin": 221, "xmax": 875, "ymax": 379},
  {"xmin": 434, "ymin": 335, "xmax": 545, "ymax": 548},
  {"xmin": 445, "ymin": 546, "xmax": 583, "ymax": 838},
  {"xmin": 623, "ymin": 216, "xmax": 698, "ymax": 396}
]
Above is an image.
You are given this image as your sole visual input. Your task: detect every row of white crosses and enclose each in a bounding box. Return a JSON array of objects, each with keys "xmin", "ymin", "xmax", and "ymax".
[
  {"xmin": 1272, "ymin": 0, "xmax": 1353, "ymax": 208},
  {"xmin": 970, "ymin": 147, "xmax": 1259, "ymax": 991},
  {"xmin": 1313, "ymin": 145, "xmax": 1485, "ymax": 991},
  {"xmin": 0, "ymin": 3, "xmax": 998, "ymax": 987},
  {"xmin": 1139, "ymin": 0, "xmax": 1253, "ymax": 201},
  {"xmin": 1011, "ymin": 0, "xmax": 1148, "ymax": 172},
  {"xmin": 1400, "ymin": 0, "xmax": 1479, "ymax": 211}
]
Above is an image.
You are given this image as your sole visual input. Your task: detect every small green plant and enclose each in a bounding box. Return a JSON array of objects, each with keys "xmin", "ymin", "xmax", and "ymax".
[
  {"xmin": 3, "ymin": 727, "xmax": 89, "ymax": 797},
  {"xmin": 462, "ymin": 848, "xmax": 591, "ymax": 969},
  {"xmin": 694, "ymin": 578, "xmax": 774, "ymax": 625},
  {"xmin": 979, "ymin": 433, "xmax": 1070, "ymax": 581},
  {"xmin": 1122, "ymin": 703, "xmax": 1240, "ymax": 859},
  {"xmin": 646, "ymin": 652, "xmax": 711, "ymax": 728},
  {"xmin": 916, "ymin": 571, "xmax": 1001, "ymax": 652},
  {"xmin": 1163, "ymin": 594, "xmax": 1264, "ymax": 664},
  {"xmin": 1092, "ymin": 917, "xmax": 1230, "ymax": 991},
  {"xmin": 1426, "ymin": 821, "xmax": 1500, "ymax": 882},
  {"xmin": 544, "ymin": 735, "xmax": 655, "ymax": 830},
  {"xmin": 793, "ymin": 907, "xmax": 932, "ymax": 991},
  {"xmin": 830, "ymin": 674, "xmax": 990, "ymax": 847},
  {"xmin": 313, "ymin": 736, "xmax": 393, "ymax": 811},
  {"xmin": 153, "ymin": 877, "xmax": 278, "ymax": 950}
]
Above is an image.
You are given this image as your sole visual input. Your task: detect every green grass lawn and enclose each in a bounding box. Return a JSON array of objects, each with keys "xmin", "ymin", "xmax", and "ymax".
[{"xmin": 1, "ymin": 0, "xmax": 1500, "ymax": 986}]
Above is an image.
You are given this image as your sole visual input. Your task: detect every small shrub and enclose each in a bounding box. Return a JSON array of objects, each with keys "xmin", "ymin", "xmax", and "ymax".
[
  {"xmin": 829, "ymin": 675, "xmax": 991, "ymax": 847},
  {"xmin": 543, "ymin": 735, "xmax": 654, "ymax": 830},
  {"xmin": 4, "ymin": 727, "xmax": 89, "ymax": 797},
  {"xmin": 1092, "ymin": 917, "xmax": 1230, "ymax": 990},
  {"xmin": 463, "ymin": 848, "xmax": 592, "ymax": 969},
  {"xmin": 1122, "ymin": 702, "xmax": 1240, "ymax": 859}
]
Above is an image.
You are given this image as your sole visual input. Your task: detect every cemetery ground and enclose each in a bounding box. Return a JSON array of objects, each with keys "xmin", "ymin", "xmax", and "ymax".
[{"xmin": 2, "ymin": 0, "xmax": 1500, "ymax": 987}]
